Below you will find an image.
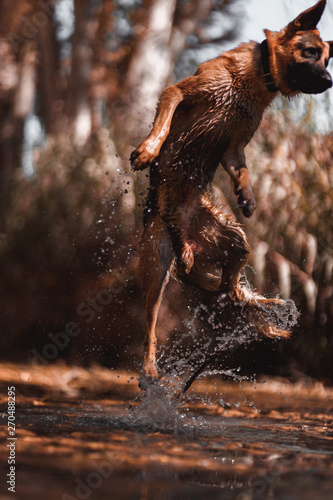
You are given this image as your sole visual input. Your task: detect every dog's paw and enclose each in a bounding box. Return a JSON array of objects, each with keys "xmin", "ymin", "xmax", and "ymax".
[
  {"xmin": 237, "ymin": 190, "xmax": 256, "ymax": 218},
  {"xmin": 130, "ymin": 149, "xmax": 151, "ymax": 170},
  {"xmin": 239, "ymin": 292, "xmax": 299, "ymax": 339},
  {"xmin": 130, "ymin": 139, "xmax": 159, "ymax": 170}
]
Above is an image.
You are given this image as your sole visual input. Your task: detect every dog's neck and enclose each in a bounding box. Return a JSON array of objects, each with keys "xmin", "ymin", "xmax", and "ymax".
[{"xmin": 260, "ymin": 39, "xmax": 279, "ymax": 93}]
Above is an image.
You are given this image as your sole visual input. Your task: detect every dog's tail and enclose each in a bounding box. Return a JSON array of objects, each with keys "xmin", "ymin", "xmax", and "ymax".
[{"xmin": 232, "ymin": 285, "xmax": 299, "ymax": 338}]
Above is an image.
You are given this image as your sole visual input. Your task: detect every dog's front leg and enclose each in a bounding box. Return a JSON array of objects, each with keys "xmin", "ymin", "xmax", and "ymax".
[
  {"xmin": 221, "ymin": 149, "xmax": 256, "ymax": 218},
  {"xmin": 131, "ymin": 86, "xmax": 183, "ymax": 170}
]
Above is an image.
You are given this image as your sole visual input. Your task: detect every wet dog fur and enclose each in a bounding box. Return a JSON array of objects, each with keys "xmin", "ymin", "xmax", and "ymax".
[{"xmin": 131, "ymin": 0, "xmax": 333, "ymax": 384}]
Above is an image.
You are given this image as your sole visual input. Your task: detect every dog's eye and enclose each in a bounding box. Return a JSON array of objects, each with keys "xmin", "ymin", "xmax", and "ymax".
[{"xmin": 303, "ymin": 47, "xmax": 321, "ymax": 60}]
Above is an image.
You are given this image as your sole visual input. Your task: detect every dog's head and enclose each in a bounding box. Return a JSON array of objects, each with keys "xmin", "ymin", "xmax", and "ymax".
[{"xmin": 265, "ymin": 0, "xmax": 333, "ymax": 96}]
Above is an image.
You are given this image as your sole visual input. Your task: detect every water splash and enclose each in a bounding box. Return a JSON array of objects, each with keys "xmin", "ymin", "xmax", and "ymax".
[
  {"xmin": 158, "ymin": 290, "xmax": 299, "ymax": 398},
  {"xmin": 128, "ymin": 381, "xmax": 185, "ymax": 432},
  {"xmin": 129, "ymin": 285, "xmax": 299, "ymax": 432}
]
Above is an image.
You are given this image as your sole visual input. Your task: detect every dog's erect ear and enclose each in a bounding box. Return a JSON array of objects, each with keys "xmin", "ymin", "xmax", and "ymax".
[{"xmin": 288, "ymin": 0, "xmax": 326, "ymax": 31}]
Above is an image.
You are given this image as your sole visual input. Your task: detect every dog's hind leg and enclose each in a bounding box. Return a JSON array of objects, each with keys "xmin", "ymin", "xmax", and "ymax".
[
  {"xmin": 173, "ymin": 194, "xmax": 250, "ymax": 293},
  {"xmin": 139, "ymin": 214, "xmax": 174, "ymax": 385},
  {"xmin": 176, "ymin": 196, "xmax": 294, "ymax": 338},
  {"xmin": 211, "ymin": 221, "xmax": 294, "ymax": 338},
  {"xmin": 211, "ymin": 222, "xmax": 293, "ymax": 338}
]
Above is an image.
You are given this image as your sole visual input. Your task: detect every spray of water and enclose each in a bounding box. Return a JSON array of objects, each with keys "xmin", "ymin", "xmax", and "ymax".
[{"xmin": 128, "ymin": 279, "xmax": 299, "ymax": 432}]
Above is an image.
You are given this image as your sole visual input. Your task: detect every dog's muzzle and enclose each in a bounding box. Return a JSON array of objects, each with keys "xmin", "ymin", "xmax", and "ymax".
[{"xmin": 288, "ymin": 62, "xmax": 333, "ymax": 94}]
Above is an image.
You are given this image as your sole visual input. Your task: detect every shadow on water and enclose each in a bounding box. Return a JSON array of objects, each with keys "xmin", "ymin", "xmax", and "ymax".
[{"xmin": 0, "ymin": 362, "xmax": 333, "ymax": 500}]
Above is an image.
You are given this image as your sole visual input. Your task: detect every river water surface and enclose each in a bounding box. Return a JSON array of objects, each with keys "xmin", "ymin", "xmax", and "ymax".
[{"xmin": 0, "ymin": 363, "xmax": 332, "ymax": 500}]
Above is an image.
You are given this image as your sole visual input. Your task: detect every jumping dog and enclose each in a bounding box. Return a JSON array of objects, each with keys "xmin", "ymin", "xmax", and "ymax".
[{"xmin": 131, "ymin": 0, "xmax": 333, "ymax": 383}]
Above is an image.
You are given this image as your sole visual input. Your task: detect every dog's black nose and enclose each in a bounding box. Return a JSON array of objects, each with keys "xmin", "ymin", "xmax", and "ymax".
[
  {"xmin": 323, "ymin": 72, "xmax": 333, "ymax": 89},
  {"xmin": 308, "ymin": 70, "xmax": 332, "ymax": 94}
]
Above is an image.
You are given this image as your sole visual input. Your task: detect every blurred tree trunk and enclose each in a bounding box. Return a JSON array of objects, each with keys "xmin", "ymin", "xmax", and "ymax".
[
  {"xmin": 66, "ymin": 0, "xmax": 99, "ymax": 146},
  {"xmin": 0, "ymin": 38, "xmax": 19, "ymax": 183},
  {"xmin": 0, "ymin": 40, "xmax": 38, "ymax": 183},
  {"xmin": 172, "ymin": 0, "xmax": 215, "ymax": 56},
  {"xmin": 91, "ymin": 0, "xmax": 115, "ymax": 133},
  {"xmin": 13, "ymin": 40, "xmax": 38, "ymax": 158},
  {"xmin": 0, "ymin": 0, "xmax": 37, "ymax": 181},
  {"xmin": 122, "ymin": 0, "xmax": 177, "ymax": 148},
  {"xmin": 38, "ymin": 18, "xmax": 63, "ymax": 134}
]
